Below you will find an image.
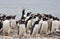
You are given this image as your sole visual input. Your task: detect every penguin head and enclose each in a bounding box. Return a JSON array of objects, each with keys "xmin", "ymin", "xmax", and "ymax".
[
  {"xmin": 6, "ymin": 15, "xmax": 11, "ymax": 20},
  {"xmin": 27, "ymin": 12, "xmax": 32, "ymax": 16}
]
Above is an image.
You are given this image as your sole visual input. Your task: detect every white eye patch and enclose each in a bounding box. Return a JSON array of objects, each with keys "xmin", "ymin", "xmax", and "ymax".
[{"xmin": 24, "ymin": 15, "xmax": 26, "ymax": 17}]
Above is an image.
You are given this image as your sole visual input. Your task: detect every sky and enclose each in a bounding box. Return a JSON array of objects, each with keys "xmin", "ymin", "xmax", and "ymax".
[{"xmin": 0, "ymin": 0, "xmax": 60, "ymax": 20}]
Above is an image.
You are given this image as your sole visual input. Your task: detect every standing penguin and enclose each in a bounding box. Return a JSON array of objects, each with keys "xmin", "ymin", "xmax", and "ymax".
[
  {"xmin": 19, "ymin": 19, "xmax": 26, "ymax": 38},
  {"xmin": 10, "ymin": 15, "xmax": 16, "ymax": 29},
  {"xmin": 30, "ymin": 14, "xmax": 42, "ymax": 36},
  {"xmin": 47, "ymin": 18, "xmax": 53, "ymax": 33},
  {"xmin": 40, "ymin": 16, "xmax": 48, "ymax": 36},
  {"xmin": 30, "ymin": 15, "xmax": 39, "ymax": 35},
  {"xmin": 3, "ymin": 16, "xmax": 11, "ymax": 36},
  {"xmin": 31, "ymin": 19, "xmax": 41, "ymax": 36},
  {"xmin": 25, "ymin": 16, "xmax": 32, "ymax": 33}
]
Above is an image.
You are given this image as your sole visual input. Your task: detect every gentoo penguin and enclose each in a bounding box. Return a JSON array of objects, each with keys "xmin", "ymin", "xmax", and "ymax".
[
  {"xmin": 47, "ymin": 17, "xmax": 53, "ymax": 33},
  {"xmin": 25, "ymin": 12, "xmax": 32, "ymax": 33},
  {"xmin": 25, "ymin": 16, "xmax": 32, "ymax": 33},
  {"xmin": 3, "ymin": 16, "xmax": 11, "ymax": 36},
  {"xmin": 31, "ymin": 15, "xmax": 42, "ymax": 36},
  {"xmin": 40, "ymin": 16, "xmax": 48, "ymax": 35},
  {"xmin": 30, "ymin": 15, "xmax": 39, "ymax": 35},
  {"xmin": 10, "ymin": 15, "xmax": 16, "ymax": 29},
  {"xmin": 19, "ymin": 19, "xmax": 26, "ymax": 38}
]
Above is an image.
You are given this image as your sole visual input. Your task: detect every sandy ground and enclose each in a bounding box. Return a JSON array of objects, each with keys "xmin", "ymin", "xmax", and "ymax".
[
  {"xmin": 0, "ymin": 27, "xmax": 60, "ymax": 39},
  {"xmin": 0, "ymin": 36, "xmax": 59, "ymax": 39}
]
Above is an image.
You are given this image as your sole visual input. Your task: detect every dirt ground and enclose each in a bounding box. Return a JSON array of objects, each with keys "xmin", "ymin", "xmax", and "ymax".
[
  {"xmin": 0, "ymin": 36, "xmax": 59, "ymax": 39},
  {"xmin": 0, "ymin": 27, "xmax": 60, "ymax": 39}
]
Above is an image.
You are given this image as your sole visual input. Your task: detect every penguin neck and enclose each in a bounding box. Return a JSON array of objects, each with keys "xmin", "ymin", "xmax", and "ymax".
[
  {"xmin": 41, "ymin": 18, "xmax": 43, "ymax": 20},
  {"xmin": 25, "ymin": 16, "xmax": 30, "ymax": 21}
]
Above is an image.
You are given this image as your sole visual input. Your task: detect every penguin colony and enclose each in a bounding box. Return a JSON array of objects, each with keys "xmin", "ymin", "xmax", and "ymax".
[{"xmin": 0, "ymin": 9, "xmax": 60, "ymax": 38}]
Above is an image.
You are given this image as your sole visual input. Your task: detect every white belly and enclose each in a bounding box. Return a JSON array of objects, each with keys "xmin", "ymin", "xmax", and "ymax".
[
  {"xmin": 10, "ymin": 20, "xmax": 16, "ymax": 29},
  {"xmin": 19, "ymin": 24, "xmax": 26, "ymax": 36},
  {"xmin": 3, "ymin": 20, "xmax": 10, "ymax": 35},
  {"xmin": 52, "ymin": 21, "xmax": 60, "ymax": 31},
  {"xmin": 27, "ymin": 20, "xmax": 32, "ymax": 30},
  {"xmin": 40, "ymin": 21, "xmax": 48, "ymax": 34},
  {"xmin": 32, "ymin": 24, "xmax": 40, "ymax": 35}
]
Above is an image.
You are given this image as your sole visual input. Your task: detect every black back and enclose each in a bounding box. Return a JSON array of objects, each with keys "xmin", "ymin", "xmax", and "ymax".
[
  {"xmin": 25, "ymin": 16, "xmax": 32, "ymax": 28},
  {"xmin": 30, "ymin": 19, "xmax": 40, "ymax": 35},
  {"xmin": 0, "ymin": 21, "xmax": 3, "ymax": 29}
]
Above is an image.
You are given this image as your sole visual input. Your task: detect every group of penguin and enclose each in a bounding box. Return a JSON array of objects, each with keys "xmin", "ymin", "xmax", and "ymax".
[
  {"xmin": 0, "ymin": 14, "xmax": 16, "ymax": 35},
  {"xmin": 17, "ymin": 9, "xmax": 60, "ymax": 37},
  {"xmin": 0, "ymin": 9, "xmax": 60, "ymax": 37}
]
